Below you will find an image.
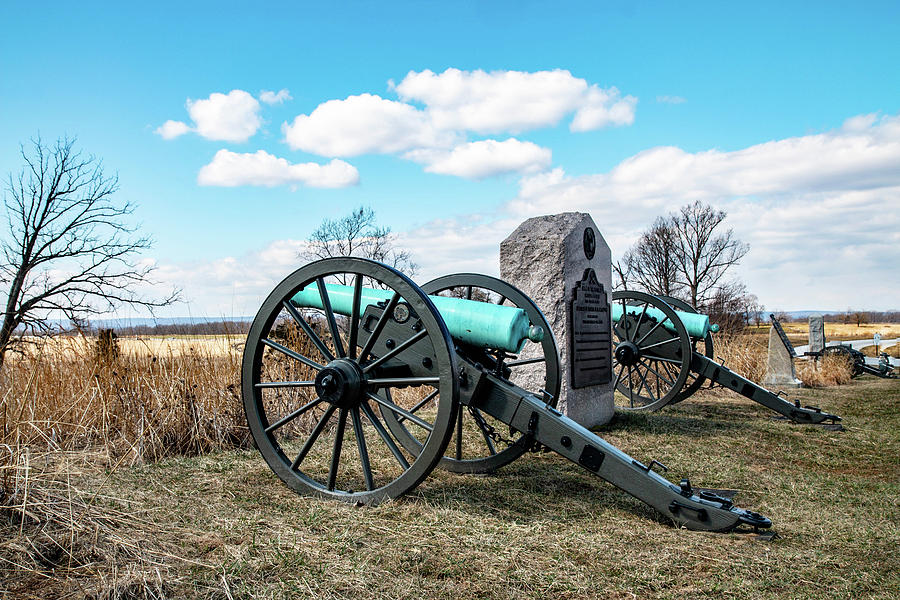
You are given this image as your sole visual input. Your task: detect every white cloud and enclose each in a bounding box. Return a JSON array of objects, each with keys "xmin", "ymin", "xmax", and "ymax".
[
  {"xmin": 511, "ymin": 113, "xmax": 900, "ymax": 216},
  {"xmin": 148, "ymin": 239, "xmax": 311, "ymax": 318},
  {"xmin": 393, "ymin": 68, "xmax": 637, "ymax": 134},
  {"xmin": 197, "ymin": 149, "xmax": 359, "ymax": 188},
  {"xmin": 409, "ymin": 138, "xmax": 552, "ymax": 179},
  {"xmin": 657, "ymin": 95, "xmax": 686, "ymax": 104},
  {"xmin": 260, "ymin": 89, "xmax": 292, "ymax": 105},
  {"xmin": 282, "ymin": 93, "xmax": 457, "ymax": 156},
  {"xmin": 154, "ymin": 120, "xmax": 192, "ymax": 140},
  {"xmin": 187, "ymin": 90, "xmax": 263, "ymax": 142}
]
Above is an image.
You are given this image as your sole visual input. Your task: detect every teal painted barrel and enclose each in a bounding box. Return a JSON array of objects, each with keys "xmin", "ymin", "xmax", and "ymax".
[
  {"xmin": 610, "ymin": 302, "xmax": 717, "ymax": 338},
  {"xmin": 291, "ymin": 283, "xmax": 543, "ymax": 353}
]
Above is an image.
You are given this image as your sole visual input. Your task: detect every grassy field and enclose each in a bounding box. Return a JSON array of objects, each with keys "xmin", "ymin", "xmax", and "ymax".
[{"xmin": 2, "ymin": 363, "xmax": 898, "ymax": 598}]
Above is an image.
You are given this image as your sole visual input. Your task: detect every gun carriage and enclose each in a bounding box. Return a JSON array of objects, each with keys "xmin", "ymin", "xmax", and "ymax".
[
  {"xmin": 610, "ymin": 291, "xmax": 841, "ymax": 424},
  {"xmin": 242, "ymin": 258, "xmax": 771, "ymax": 533}
]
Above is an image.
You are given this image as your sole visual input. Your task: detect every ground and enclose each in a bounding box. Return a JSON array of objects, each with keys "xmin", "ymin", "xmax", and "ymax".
[{"xmin": 2, "ymin": 375, "xmax": 898, "ymax": 599}]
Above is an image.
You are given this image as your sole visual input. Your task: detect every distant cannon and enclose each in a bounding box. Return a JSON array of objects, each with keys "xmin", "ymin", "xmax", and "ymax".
[
  {"xmin": 610, "ymin": 291, "xmax": 841, "ymax": 424},
  {"xmin": 242, "ymin": 258, "xmax": 771, "ymax": 532}
]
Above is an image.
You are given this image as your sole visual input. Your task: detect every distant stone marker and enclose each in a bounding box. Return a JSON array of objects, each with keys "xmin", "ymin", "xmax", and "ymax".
[
  {"xmin": 500, "ymin": 212, "xmax": 614, "ymax": 428},
  {"xmin": 808, "ymin": 315, "xmax": 825, "ymax": 354},
  {"xmin": 763, "ymin": 322, "xmax": 803, "ymax": 388}
]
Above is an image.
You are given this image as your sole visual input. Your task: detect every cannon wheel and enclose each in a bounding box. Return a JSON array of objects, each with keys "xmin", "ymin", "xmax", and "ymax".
[
  {"xmin": 242, "ymin": 257, "xmax": 458, "ymax": 505},
  {"xmin": 658, "ymin": 295, "xmax": 715, "ymax": 405},
  {"xmin": 381, "ymin": 273, "xmax": 561, "ymax": 473},
  {"xmin": 822, "ymin": 345, "xmax": 865, "ymax": 377},
  {"xmin": 611, "ymin": 291, "xmax": 692, "ymax": 411}
]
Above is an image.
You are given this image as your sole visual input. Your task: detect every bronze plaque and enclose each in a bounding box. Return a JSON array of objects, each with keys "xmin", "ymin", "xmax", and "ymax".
[{"xmin": 569, "ymin": 268, "xmax": 612, "ymax": 388}]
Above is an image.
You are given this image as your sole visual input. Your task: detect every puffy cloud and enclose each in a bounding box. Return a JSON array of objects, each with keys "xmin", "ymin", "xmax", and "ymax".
[
  {"xmin": 187, "ymin": 90, "xmax": 262, "ymax": 142},
  {"xmin": 393, "ymin": 68, "xmax": 637, "ymax": 134},
  {"xmin": 197, "ymin": 149, "xmax": 359, "ymax": 188},
  {"xmin": 154, "ymin": 120, "xmax": 192, "ymax": 140},
  {"xmin": 511, "ymin": 113, "xmax": 900, "ymax": 216},
  {"xmin": 409, "ymin": 138, "xmax": 552, "ymax": 179},
  {"xmin": 259, "ymin": 89, "xmax": 292, "ymax": 105},
  {"xmin": 282, "ymin": 93, "xmax": 457, "ymax": 156},
  {"xmin": 148, "ymin": 239, "xmax": 310, "ymax": 318}
]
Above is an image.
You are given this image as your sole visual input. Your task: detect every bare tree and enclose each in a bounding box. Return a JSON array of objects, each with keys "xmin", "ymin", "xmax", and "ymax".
[
  {"xmin": 619, "ymin": 217, "xmax": 683, "ymax": 297},
  {"xmin": 302, "ymin": 206, "xmax": 417, "ymax": 278},
  {"xmin": 0, "ymin": 136, "xmax": 178, "ymax": 368},
  {"xmin": 671, "ymin": 201, "xmax": 749, "ymax": 308}
]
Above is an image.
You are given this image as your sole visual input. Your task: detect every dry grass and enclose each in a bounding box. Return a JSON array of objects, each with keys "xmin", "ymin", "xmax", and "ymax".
[
  {"xmin": 1, "ymin": 335, "xmax": 249, "ymax": 461},
  {"xmin": 797, "ymin": 354, "xmax": 855, "ymax": 387},
  {"xmin": 707, "ymin": 332, "xmax": 768, "ymax": 383},
  {"xmin": 777, "ymin": 321, "xmax": 898, "ymax": 342},
  {"xmin": 1, "ymin": 330, "xmax": 897, "ymax": 598}
]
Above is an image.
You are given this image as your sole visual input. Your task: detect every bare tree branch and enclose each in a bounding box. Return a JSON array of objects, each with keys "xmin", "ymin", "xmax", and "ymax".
[
  {"xmin": 301, "ymin": 206, "xmax": 418, "ymax": 282},
  {"xmin": 0, "ymin": 136, "xmax": 179, "ymax": 367}
]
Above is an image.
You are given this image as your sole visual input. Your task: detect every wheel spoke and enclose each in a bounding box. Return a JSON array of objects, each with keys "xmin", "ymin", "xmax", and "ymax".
[
  {"xmin": 466, "ymin": 286, "xmax": 473, "ymax": 300},
  {"xmin": 635, "ymin": 317, "xmax": 669, "ymax": 347},
  {"xmin": 455, "ymin": 408, "xmax": 463, "ymax": 460},
  {"xmin": 367, "ymin": 392, "xmax": 433, "ymax": 432},
  {"xmin": 495, "ymin": 295, "xmax": 506, "ymax": 305},
  {"xmin": 291, "ymin": 404, "xmax": 337, "ymax": 470},
  {"xmin": 631, "ymin": 301, "xmax": 650, "ymax": 342},
  {"xmin": 626, "ymin": 364, "xmax": 635, "ymax": 408},
  {"xmin": 316, "ymin": 277, "xmax": 346, "ymax": 358},
  {"xmin": 327, "ymin": 409, "xmax": 348, "ymax": 491},
  {"xmin": 358, "ymin": 292, "xmax": 400, "ymax": 364},
  {"xmin": 650, "ymin": 355, "xmax": 685, "ymax": 365},
  {"xmin": 506, "ymin": 357, "xmax": 546, "ymax": 368},
  {"xmin": 639, "ymin": 336, "xmax": 681, "ymax": 352},
  {"xmin": 634, "ymin": 363, "xmax": 656, "ymax": 402},
  {"xmin": 265, "ymin": 398, "xmax": 322, "ymax": 434},
  {"xmin": 255, "ymin": 380, "xmax": 316, "ymax": 389},
  {"xmin": 283, "ymin": 300, "xmax": 334, "ymax": 362},
  {"xmin": 401, "ymin": 389, "xmax": 439, "ymax": 418},
  {"xmin": 641, "ymin": 358, "xmax": 675, "ymax": 387},
  {"xmin": 361, "ymin": 329, "xmax": 429, "ymax": 374},
  {"xmin": 348, "ymin": 274, "xmax": 363, "ymax": 360},
  {"xmin": 366, "ymin": 376, "xmax": 440, "ymax": 387},
  {"xmin": 360, "ymin": 402, "xmax": 410, "ymax": 469},
  {"xmin": 621, "ymin": 298, "xmax": 631, "ymax": 341},
  {"xmin": 262, "ymin": 338, "xmax": 324, "ymax": 371},
  {"xmin": 351, "ymin": 407, "xmax": 375, "ymax": 491}
]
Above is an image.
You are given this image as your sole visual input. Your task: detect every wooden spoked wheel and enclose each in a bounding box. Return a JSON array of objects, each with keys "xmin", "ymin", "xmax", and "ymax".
[
  {"xmin": 242, "ymin": 257, "xmax": 458, "ymax": 504},
  {"xmin": 611, "ymin": 291, "xmax": 692, "ymax": 411},
  {"xmin": 658, "ymin": 295, "xmax": 715, "ymax": 405},
  {"xmin": 381, "ymin": 273, "xmax": 561, "ymax": 474}
]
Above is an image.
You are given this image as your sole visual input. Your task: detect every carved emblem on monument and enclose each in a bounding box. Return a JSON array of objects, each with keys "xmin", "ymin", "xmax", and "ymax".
[{"xmin": 569, "ymin": 268, "xmax": 612, "ymax": 387}]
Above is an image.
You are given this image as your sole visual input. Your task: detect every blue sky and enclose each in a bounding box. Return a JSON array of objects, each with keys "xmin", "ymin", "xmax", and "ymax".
[{"xmin": 1, "ymin": 1, "xmax": 899, "ymax": 317}]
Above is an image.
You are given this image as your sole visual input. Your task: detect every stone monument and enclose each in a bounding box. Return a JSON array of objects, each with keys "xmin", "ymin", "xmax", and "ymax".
[
  {"xmin": 763, "ymin": 325, "xmax": 803, "ymax": 388},
  {"xmin": 500, "ymin": 213, "xmax": 614, "ymax": 428},
  {"xmin": 808, "ymin": 315, "xmax": 826, "ymax": 354}
]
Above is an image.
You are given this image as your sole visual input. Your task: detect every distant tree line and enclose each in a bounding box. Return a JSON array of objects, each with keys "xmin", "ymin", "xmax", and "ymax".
[{"xmin": 775, "ymin": 311, "xmax": 900, "ymax": 325}]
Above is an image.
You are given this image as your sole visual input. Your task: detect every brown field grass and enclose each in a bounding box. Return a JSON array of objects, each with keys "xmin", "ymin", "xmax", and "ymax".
[{"xmin": 1, "ymin": 329, "xmax": 895, "ymax": 599}]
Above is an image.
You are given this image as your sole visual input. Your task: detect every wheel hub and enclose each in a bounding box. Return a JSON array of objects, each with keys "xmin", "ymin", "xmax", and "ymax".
[
  {"xmin": 615, "ymin": 341, "xmax": 641, "ymax": 366},
  {"xmin": 315, "ymin": 359, "xmax": 366, "ymax": 408}
]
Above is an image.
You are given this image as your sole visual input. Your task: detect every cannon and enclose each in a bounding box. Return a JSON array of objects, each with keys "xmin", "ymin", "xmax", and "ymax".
[
  {"xmin": 242, "ymin": 258, "xmax": 771, "ymax": 532},
  {"xmin": 610, "ymin": 291, "xmax": 841, "ymax": 423}
]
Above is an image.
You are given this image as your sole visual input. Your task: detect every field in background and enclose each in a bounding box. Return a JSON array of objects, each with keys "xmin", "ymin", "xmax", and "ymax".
[
  {"xmin": 0, "ymin": 327, "xmax": 896, "ymax": 598},
  {"xmin": 777, "ymin": 320, "xmax": 898, "ymax": 343}
]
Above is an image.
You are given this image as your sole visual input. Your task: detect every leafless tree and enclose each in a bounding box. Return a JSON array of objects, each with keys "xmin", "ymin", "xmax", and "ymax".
[
  {"xmin": 619, "ymin": 217, "xmax": 683, "ymax": 296},
  {"xmin": 0, "ymin": 136, "xmax": 178, "ymax": 368},
  {"xmin": 620, "ymin": 201, "xmax": 750, "ymax": 316},
  {"xmin": 302, "ymin": 206, "xmax": 417, "ymax": 280},
  {"xmin": 671, "ymin": 201, "xmax": 749, "ymax": 308}
]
